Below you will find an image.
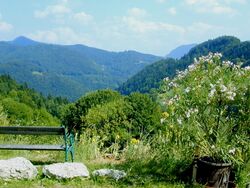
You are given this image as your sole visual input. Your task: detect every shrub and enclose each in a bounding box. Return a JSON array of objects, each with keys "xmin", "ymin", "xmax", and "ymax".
[{"xmin": 159, "ymin": 52, "xmax": 250, "ymax": 182}]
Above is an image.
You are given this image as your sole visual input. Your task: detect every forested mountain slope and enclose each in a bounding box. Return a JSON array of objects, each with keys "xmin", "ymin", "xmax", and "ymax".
[
  {"xmin": 0, "ymin": 37, "xmax": 161, "ymax": 100},
  {"xmin": 0, "ymin": 75, "xmax": 67, "ymax": 125},
  {"xmin": 118, "ymin": 36, "xmax": 250, "ymax": 95}
]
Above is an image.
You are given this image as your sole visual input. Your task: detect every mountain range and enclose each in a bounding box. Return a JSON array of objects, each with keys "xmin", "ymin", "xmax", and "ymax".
[
  {"xmin": 118, "ymin": 36, "xmax": 250, "ymax": 95},
  {"xmin": 0, "ymin": 36, "xmax": 161, "ymax": 100},
  {"xmin": 166, "ymin": 43, "xmax": 196, "ymax": 59}
]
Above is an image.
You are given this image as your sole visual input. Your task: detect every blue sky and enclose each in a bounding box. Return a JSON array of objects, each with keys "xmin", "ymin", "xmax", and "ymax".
[{"xmin": 0, "ymin": 0, "xmax": 249, "ymax": 55}]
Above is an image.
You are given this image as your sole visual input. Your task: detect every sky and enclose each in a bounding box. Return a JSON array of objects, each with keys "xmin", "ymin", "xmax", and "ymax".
[{"xmin": 0, "ymin": 0, "xmax": 249, "ymax": 56}]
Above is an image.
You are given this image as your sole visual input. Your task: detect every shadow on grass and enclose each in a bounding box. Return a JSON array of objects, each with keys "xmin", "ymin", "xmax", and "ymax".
[
  {"xmin": 97, "ymin": 157, "xmax": 202, "ymax": 188},
  {"xmin": 31, "ymin": 160, "xmax": 59, "ymax": 165}
]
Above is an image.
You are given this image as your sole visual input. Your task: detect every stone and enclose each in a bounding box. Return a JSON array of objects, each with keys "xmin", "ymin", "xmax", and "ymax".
[
  {"xmin": 0, "ymin": 157, "xmax": 37, "ymax": 180},
  {"xmin": 43, "ymin": 162, "xmax": 89, "ymax": 179},
  {"xmin": 92, "ymin": 169, "xmax": 126, "ymax": 180}
]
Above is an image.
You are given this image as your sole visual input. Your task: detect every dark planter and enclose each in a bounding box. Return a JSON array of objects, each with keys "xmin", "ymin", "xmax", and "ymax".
[{"xmin": 196, "ymin": 157, "xmax": 232, "ymax": 188}]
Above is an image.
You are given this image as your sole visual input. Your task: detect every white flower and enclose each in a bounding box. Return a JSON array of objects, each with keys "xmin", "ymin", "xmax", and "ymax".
[
  {"xmin": 220, "ymin": 85, "xmax": 227, "ymax": 93},
  {"xmin": 167, "ymin": 99, "xmax": 174, "ymax": 105},
  {"xmin": 176, "ymin": 69, "xmax": 188, "ymax": 79},
  {"xmin": 222, "ymin": 60, "xmax": 233, "ymax": 67},
  {"xmin": 177, "ymin": 118, "xmax": 182, "ymax": 125},
  {"xmin": 168, "ymin": 82, "xmax": 178, "ymax": 88},
  {"xmin": 194, "ymin": 58, "xmax": 198, "ymax": 64},
  {"xmin": 229, "ymin": 148, "xmax": 236, "ymax": 155},
  {"xmin": 163, "ymin": 77, "xmax": 169, "ymax": 82},
  {"xmin": 226, "ymin": 91, "xmax": 236, "ymax": 101},
  {"xmin": 194, "ymin": 108, "xmax": 199, "ymax": 113},
  {"xmin": 211, "ymin": 145, "xmax": 215, "ymax": 149},
  {"xmin": 244, "ymin": 66, "xmax": 250, "ymax": 70},
  {"xmin": 184, "ymin": 87, "xmax": 190, "ymax": 93},
  {"xmin": 160, "ymin": 118, "xmax": 166, "ymax": 124},
  {"xmin": 188, "ymin": 64, "xmax": 196, "ymax": 71},
  {"xmin": 209, "ymin": 88, "xmax": 216, "ymax": 98},
  {"xmin": 186, "ymin": 111, "xmax": 191, "ymax": 118},
  {"xmin": 214, "ymin": 52, "xmax": 222, "ymax": 58}
]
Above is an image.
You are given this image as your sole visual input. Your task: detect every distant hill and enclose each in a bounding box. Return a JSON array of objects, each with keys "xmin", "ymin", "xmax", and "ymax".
[
  {"xmin": 118, "ymin": 36, "xmax": 250, "ymax": 95},
  {"xmin": 166, "ymin": 43, "xmax": 196, "ymax": 59},
  {"xmin": 0, "ymin": 37, "xmax": 161, "ymax": 100},
  {"xmin": 8, "ymin": 36, "xmax": 40, "ymax": 46}
]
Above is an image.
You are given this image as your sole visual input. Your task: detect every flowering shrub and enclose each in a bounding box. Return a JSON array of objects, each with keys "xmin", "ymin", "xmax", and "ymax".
[{"xmin": 159, "ymin": 52, "xmax": 250, "ymax": 165}]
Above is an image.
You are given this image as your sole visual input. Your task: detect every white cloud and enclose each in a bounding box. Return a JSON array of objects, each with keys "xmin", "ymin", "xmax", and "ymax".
[
  {"xmin": 73, "ymin": 12, "xmax": 93, "ymax": 24},
  {"xmin": 168, "ymin": 7, "xmax": 177, "ymax": 15},
  {"xmin": 123, "ymin": 8, "xmax": 184, "ymax": 34},
  {"xmin": 0, "ymin": 15, "xmax": 13, "ymax": 32},
  {"xmin": 28, "ymin": 27, "xmax": 93, "ymax": 45},
  {"xmin": 224, "ymin": 0, "xmax": 247, "ymax": 4},
  {"xmin": 122, "ymin": 16, "xmax": 184, "ymax": 34},
  {"xmin": 0, "ymin": 21, "xmax": 13, "ymax": 32},
  {"xmin": 34, "ymin": 4, "xmax": 71, "ymax": 18},
  {"xmin": 185, "ymin": 0, "xmax": 237, "ymax": 14},
  {"xmin": 156, "ymin": 0, "xmax": 166, "ymax": 3},
  {"xmin": 187, "ymin": 22, "xmax": 220, "ymax": 32},
  {"xmin": 127, "ymin": 7, "xmax": 147, "ymax": 18}
]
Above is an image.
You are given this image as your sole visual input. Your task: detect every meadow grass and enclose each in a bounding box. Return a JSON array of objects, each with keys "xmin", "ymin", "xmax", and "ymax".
[
  {"xmin": 0, "ymin": 135, "xmax": 195, "ymax": 188},
  {"xmin": 0, "ymin": 134, "xmax": 247, "ymax": 187}
]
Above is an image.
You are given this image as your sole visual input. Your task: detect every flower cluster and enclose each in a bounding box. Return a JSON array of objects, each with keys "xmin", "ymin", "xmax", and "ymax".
[{"xmin": 159, "ymin": 52, "xmax": 250, "ymax": 164}]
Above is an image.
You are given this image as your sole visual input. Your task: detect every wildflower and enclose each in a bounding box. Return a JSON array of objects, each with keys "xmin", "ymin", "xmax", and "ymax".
[
  {"xmin": 163, "ymin": 77, "xmax": 169, "ymax": 82},
  {"xmin": 188, "ymin": 64, "xmax": 196, "ymax": 71},
  {"xmin": 167, "ymin": 99, "xmax": 174, "ymax": 105},
  {"xmin": 229, "ymin": 148, "xmax": 236, "ymax": 155},
  {"xmin": 220, "ymin": 85, "xmax": 227, "ymax": 92},
  {"xmin": 116, "ymin": 135, "xmax": 120, "ymax": 139},
  {"xmin": 162, "ymin": 112, "xmax": 169, "ymax": 118},
  {"xmin": 131, "ymin": 138, "xmax": 139, "ymax": 145},
  {"xmin": 169, "ymin": 124, "xmax": 174, "ymax": 129},
  {"xmin": 209, "ymin": 88, "xmax": 216, "ymax": 98},
  {"xmin": 160, "ymin": 118, "xmax": 166, "ymax": 124},
  {"xmin": 194, "ymin": 57, "xmax": 198, "ymax": 64},
  {"xmin": 185, "ymin": 108, "xmax": 198, "ymax": 118},
  {"xmin": 222, "ymin": 60, "xmax": 233, "ymax": 67},
  {"xmin": 214, "ymin": 52, "xmax": 222, "ymax": 58},
  {"xmin": 168, "ymin": 81, "xmax": 178, "ymax": 88},
  {"xmin": 244, "ymin": 66, "xmax": 250, "ymax": 70},
  {"xmin": 193, "ymin": 108, "xmax": 199, "ymax": 113},
  {"xmin": 184, "ymin": 87, "xmax": 191, "ymax": 93},
  {"xmin": 226, "ymin": 91, "xmax": 236, "ymax": 101},
  {"xmin": 177, "ymin": 118, "xmax": 182, "ymax": 125},
  {"xmin": 186, "ymin": 111, "xmax": 191, "ymax": 118},
  {"xmin": 211, "ymin": 145, "xmax": 215, "ymax": 149}
]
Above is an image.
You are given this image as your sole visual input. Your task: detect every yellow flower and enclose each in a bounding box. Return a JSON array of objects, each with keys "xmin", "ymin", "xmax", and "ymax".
[
  {"xmin": 131, "ymin": 138, "xmax": 139, "ymax": 144},
  {"xmin": 162, "ymin": 112, "xmax": 169, "ymax": 118},
  {"xmin": 116, "ymin": 135, "xmax": 120, "ymax": 139}
]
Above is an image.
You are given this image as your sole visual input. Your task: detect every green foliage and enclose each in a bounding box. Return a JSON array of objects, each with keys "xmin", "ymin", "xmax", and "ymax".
[
  {"xmin": 62, "ymin": 89, "xmax": 121, "ymax": 133},
  {"xmin": 119, "ymin": 36, "xmax": 250, "ymax": 95},
  {"xmin": 125, "ymin": 93, "xmax": 162, "ymax": 138},
  {"xmin": 85, "ymin": 99, "xmax": 130, "ymax": 146},
  {"xmin": 0, "ymin": 75, "xmax": 67, "ymax": 125},
  {"xmin": 0, "ymin": 105, "xmax": 9, "ymax": 125},
  {"xmin": 159, "ymin": 53, "xmax": 250, "ymax": 181},
  {"xmin": 62, "ymin": 90, "xmax": 162, "ymax": 146}
]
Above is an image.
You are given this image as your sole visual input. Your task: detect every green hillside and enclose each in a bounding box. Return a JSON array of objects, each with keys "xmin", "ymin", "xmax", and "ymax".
[
  {"xmin": 0, "ymin": 37, "xmax": 161, "ymax": 100},
  {"xmin": 118, "ymin": 36, "xmax": 250, "ymax": 95},
  {"xmin": 0, "ymin": 75, "xmax": 67, "ymax": 125}
]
